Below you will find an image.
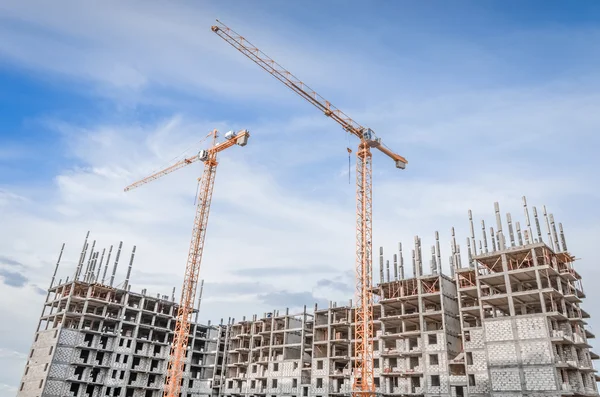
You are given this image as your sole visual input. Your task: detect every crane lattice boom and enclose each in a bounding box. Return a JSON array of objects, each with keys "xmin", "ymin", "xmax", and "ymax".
[
  {"xmin": 124, "ymin": 129, "xmax": 250, "ymax": 397},
  {"xmin": 212, "ymin": 21, "xmax": 407, "ymax": 397},
  {"xmin": 211, "ymin": 20, "xmax": 407, "ymax": 169}
]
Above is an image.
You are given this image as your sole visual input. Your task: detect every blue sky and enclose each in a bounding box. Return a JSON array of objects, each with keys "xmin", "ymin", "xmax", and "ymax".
[{"xmin": 1, "ymin": 0, "xmax": 600, "ymax": 394}]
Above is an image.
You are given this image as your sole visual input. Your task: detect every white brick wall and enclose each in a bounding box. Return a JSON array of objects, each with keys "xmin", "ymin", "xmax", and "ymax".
[
  {"xmin": 487, "ymin": 343, "xmax": 518, "ymax": 366},
  {"xmin": 465, "ymin": 328, "xmax": 484, "ymax": 349},
  {"xmin": 469, "ymin": 372, "xmax": 490, "ymax": 394},
  {"xmin": 490, "ymin": 368, "xmax": 521, "ymax": 391},
  {"xmin": 425, "ymin": 372, "xmax": 450, "ymax": 394},
  {"xmin": 484, "ymin": 319, "xmax": 514, "ymax": 342},
  {"xmin": 43, "ymin": 379, "xmax": 65, "ymax": 396},
  {"xmin": 516, "ymin": 316, "xmax": 547, "ymax": 340},
  {"xmin": 520, "ymin": 341, "xmax": 552, "ymax": 365},
  {"xmin": 47, "ymin": 363, "xmax": 68, "ymax": 379},
  {"xmin": 523, "ymin": 366, "xmax": 557, "ymax": 391},
  {"xmin": 424, "ymin": 331, "xmax": 446, "ymax": 351},
  {"xmin": 53, "ymin": 346, "xmax": 74, "ymax": 363},
  {"xmin": 468, "ymin": 350, "xmax": 488, "ymax": 372},
  {"xmin": 58, "ymin": 328, "xmax": 80, "ymax": 346}
]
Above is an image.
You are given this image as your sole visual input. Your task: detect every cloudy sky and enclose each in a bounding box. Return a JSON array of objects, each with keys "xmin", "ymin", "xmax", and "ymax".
[{"xmin": 1, "ymin": 0, "xmax": 600, "ymax": 394}]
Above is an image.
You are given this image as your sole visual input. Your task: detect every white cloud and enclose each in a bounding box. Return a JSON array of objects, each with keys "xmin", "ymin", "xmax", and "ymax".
[
  {"xmin": 0, "ymin": 0, "xmax": 379, "ymax": 106},
  {"xmin": 0, "ymin": 348, "xmax": 26, "ymax": 360},
  {"xmin": 0, "ymin": 383, "xmax": 18, "ymax": 396}
]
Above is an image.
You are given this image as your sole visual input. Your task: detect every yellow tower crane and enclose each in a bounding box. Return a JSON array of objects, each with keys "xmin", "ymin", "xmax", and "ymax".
[
  {"xmin": 212, "ymin": 21, "xmax": 407, "ymax": 397},
  {"xmin": 124, "ymin": 128, "xmax": 250, "ymax": 397}
]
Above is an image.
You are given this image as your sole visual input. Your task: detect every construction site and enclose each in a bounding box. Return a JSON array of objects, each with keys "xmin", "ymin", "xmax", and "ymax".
[
  {"xmin": 16, "ymin": 198, "xmax": 599, "ymax": 397},
  {"xmin": 14, "ymin": 20, "xmax": 600, "ymax": 397}
]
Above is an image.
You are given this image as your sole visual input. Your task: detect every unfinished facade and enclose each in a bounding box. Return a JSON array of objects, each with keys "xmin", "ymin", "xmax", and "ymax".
[
  {"xmin": 18, "ymin": 197, "xmax": 598, "ymax": 397},
  {"xmin": 451, "ymin": 200, "xmax": 598, "ymax": 397},
  {"xmin": 219, "ymin": 197, "xmax": 598, "ymax": 397},
  {"xmin": 312, "ymin": 300, "xmax": 382, "ymax": 396},
  {"xmin": 220, "ymin": 308, "xmax": 313, "ymax": 397},
  {"xmin": 17, "ymin": 235, "xmax": 224, "ymax": 397},
  {"xmin": 376, "ymin": 273, "xmax": 460, "ymax": 396}
]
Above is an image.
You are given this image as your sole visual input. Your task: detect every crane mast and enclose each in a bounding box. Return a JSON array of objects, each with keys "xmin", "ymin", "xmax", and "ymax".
[
  {"xmin": 354, "ymin": 141, "xmax": 374, "ymax": 395},
  {"xmin": 165, "ymin": 153, "xmax": 216, "ymax": 397},
  {"xmin": 124, "ymin": 129, "xmax": 250, "ymax": 397},
  {"xmin": 212, "ymin": 21, "xmax": 407, "ymax": 397}
]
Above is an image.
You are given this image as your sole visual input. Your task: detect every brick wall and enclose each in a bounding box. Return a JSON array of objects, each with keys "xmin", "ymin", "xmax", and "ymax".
[
  {"xmin": 523, "ymin": 366, "xmax": 557, "ymax": 391},
  {"xmin": 483, "ymin": 314, "xmax": 560, "ymax": 394},
  {"xmin": 484, "ymin": 319, "xmax": 513, "ymax": 342},
  {"xmin": 520, "ymin": 341, "xmax": 552, "ymax": 365},
  {"xmin": 487, "ymin": 343, "xmax": 518, "ymax": 366},
  {"xmin": 489, "ymin": 368, "xmax": 521, "ymax": 391},
  {"xmin": 516, "ymin": 317, "xmax": 547, "ymax": 339}
]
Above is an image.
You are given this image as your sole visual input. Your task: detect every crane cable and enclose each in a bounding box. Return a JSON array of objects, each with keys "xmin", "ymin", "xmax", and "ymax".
[
  {"xmin": 151, "ymin": 131, "xmax": 213, "ymax": 175},
  {"xmin": 193, "ymin": 177, "xmax": 201, "ymax": 206},
  {"xmin": 347, "ymin": 131, "xmax": 352, "ymax": 184}
]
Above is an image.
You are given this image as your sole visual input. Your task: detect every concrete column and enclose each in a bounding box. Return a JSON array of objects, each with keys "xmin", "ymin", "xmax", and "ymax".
[
  {"xmin": 75, "ymin": 231, "xmax": 90, "ymax": 281},
  {"xmin": 435, "ymin": 231, "xmax": 442, "ymax": 272},
  {"xmin": 481, "ymin": 220, "xmax": 489, "ymax": 253},
  {"xmin": 559, "ymin": 223, "xmax": 568, "ymax": 251},
  {"xmin": 83, "ymin": 240, "xmax": 96, "ymax": 282},
  {"xmin": 466, "ymin": 238, "xmax": 473, "ymax": 269},
  {"xmin": 507, "ymin": 213, "xmax": 515, "ymax": 247},
  {"xmin": 398, "ymin": 243, "xmax": 405, "ymax": 280},
  {"xmin": 50, "ymin": 243, "xmax": 65, "ymax": 289},
  {"xmin": 109, "ymin": 241, "xmax": 123, "ymax": 287},
  {"xmin": 386, "ymin": 260, "xmax": 390, "ymax": 283},
  {"xmin": 543, "ymin": 206, "xmax": 554, "ymax": 250},
  {"xmin": 550, "ymin": 214, "xmax": 561, "ymax": 252},
  {"xmin": 533, "ymin": 206, "xmax": 543, "ymax": 243},
  {"xmin": 468, "ymin": 210, "xmax": 477, "ymax": 256},
  {"xmin": 515, "ymin": 222, "xmax": 523, "ymax": 246},
  {"xmin": 501, "ymin": 254, "xmax": 515, "ymax": 317},
  {"xmin": 490, "ymin": 227, "xmax": 497, "ymax": 252},
  {"xmin": 535, "ymin": 267, "xmax": 546, "ymax": 314},
  {"xmin": 494, "ymin": 202, "xmax": 506, "ymax": 250},
  {"xmin": 523, "ymin": 196, "xmax": 534, "ymax": 244},
  {"xmin": 101, "ymin": 245, "xmax": 113, "ymax": 285},
  {"xmin": 379, "ymin": 247, "xmax": 384, "ymax": 284}
]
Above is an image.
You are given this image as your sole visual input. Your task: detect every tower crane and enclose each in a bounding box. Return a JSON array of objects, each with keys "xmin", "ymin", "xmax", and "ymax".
[
  {"xmin": 124, "ymin": 129, "xmax": 250, "ymax": 397},
  {"xmin": 212, "ymin": 21, "xmax": 407, "ymax": 397}
]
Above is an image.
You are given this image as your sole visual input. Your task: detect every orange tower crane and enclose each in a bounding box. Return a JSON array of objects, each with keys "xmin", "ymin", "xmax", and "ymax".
[
  {"xmin": 212, "ymin": 21, "xmax": 407, "ymax": 397},
  {"xmin": 124, "ymin": 129, "xmax": 250, "ymax": 397}
]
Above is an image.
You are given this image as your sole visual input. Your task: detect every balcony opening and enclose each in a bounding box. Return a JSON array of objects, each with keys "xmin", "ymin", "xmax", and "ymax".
[
  {"xmin": 428, "ymin": 334, "xmax": 437, "ymax": 345},
  {"xmin": 468, "ymin": 374, "xmax": 476, "ymax": 386}
]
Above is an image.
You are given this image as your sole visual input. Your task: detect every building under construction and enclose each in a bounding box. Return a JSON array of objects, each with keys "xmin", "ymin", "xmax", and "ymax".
[
  {"xmin": 17, "ymin": 198, "xmax": 599, "ymax": 397},
  {"xmin": 17, "ymin": 237, "xmax": 225, "ymax": 397}
]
